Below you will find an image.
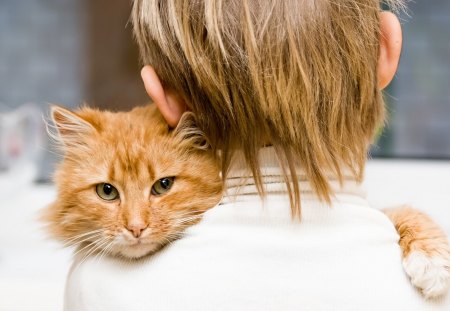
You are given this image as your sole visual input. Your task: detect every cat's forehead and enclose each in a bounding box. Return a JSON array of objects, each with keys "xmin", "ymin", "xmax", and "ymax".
[
  {"xmin": 75, "ymin": 105, "xmax": 189, "ymax": 183},
  {"xmin": 97, "ymin": 125, "xmax": 183, "ymax": 181},
  {"xmin": 110, "ymin": 106, "xmax": 167, "ymax": 133},
  {"xmin": 93, "ymin": 106, "xmax": 171, "ymax": 148},
  {"xmin": 102, "ymin": 126, "xmax": 177, "ymax": 159},
  {"xmin": 100, "ymin": 140, "xmax": 186, "ymax": 193}
]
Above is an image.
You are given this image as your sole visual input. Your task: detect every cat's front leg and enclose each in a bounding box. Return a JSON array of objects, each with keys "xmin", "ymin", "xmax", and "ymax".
[{"xmin": 383, "ymin": 205, "xmax": 450, "ymax": 299}]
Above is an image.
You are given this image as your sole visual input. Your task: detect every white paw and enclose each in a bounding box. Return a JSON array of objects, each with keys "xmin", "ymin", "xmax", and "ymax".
[{"xmin": 403, "ymin": 251, "xmax": 450, "ymax": 299}]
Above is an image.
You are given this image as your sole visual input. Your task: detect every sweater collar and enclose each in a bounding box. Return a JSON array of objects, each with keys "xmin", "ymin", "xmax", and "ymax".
[{"xmin": 223, "ymin": 147, "xmax": 367, "ymax": 204}]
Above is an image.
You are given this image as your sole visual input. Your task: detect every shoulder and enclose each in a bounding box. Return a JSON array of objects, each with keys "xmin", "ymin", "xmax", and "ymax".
[{"xmin": 64, "ymin": 199, "xmax": 450, "ymax": 310}]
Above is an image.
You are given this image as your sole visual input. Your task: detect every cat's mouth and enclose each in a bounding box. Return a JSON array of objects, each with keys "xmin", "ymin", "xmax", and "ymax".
[{"xmin": 104, "ymin": 230, "xmax": 163, "ymax": 258}]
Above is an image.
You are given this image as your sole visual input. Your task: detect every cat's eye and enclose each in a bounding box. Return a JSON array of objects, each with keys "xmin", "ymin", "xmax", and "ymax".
[
  {"xmin": 96, "ymin": 183, "xmax": 119, "ymax": 201},
  {"xmin": 151, "ymin": 177, "xmax": 175, "ymax": 196}
]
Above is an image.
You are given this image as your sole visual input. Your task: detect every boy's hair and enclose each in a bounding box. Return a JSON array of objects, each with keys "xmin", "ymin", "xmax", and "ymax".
[{"xmin": 132, "ymin": 0, "xmax": 404, "ymax": 217}]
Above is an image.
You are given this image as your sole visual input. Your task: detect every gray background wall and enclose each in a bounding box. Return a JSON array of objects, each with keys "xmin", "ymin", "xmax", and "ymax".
[
  {"xmin": 0, "ymin": 0, "xmax": 86, "ymax": 110},
  {"xmin": 374, "ymin": 1, "xmax": 450, "ymax": 158},
  {"xmin": 0, "ymin": 0, "xmax": 146, "ymax": 181}
]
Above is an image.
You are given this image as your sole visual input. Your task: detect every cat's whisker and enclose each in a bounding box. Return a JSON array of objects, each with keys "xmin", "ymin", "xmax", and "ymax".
[
  {"xmin": 164, "ymin": 232, "xmax": 184, "ymax": 243},
  {"xmin": 64, "ymin": 237, "xmax": 100, "ymax": 249},
  {"xmin": 173, "ymin": 211, "xmax": 204, "ymax": 218},
  {"xmin": 62, "ymin": 228, "xmax": 103, "ymax": 240},
  {"xmin": 176, "ymin": 214, "xmax": 204, "ymax": 220},
  {"xmin": 72, "ymin": 243, "xmax": 98, "ymax": 273},
  {"xmin": 65, "ymin": 235, "xmax": 103, "ymax": 250},
  {"xmin": 96, "ymin": 240, "xmax": 116, "ymax": 264},
  {"xmin": 63, "ymin": 232, "xmax": 104, "ymax": 248},
  {"xmin": 177, "ymin": 216, "xmax": 203, "ymax": 223},
  {"xmin": 160, "ymin": 236, "xmax": 175, "ymax": 247},
  {"xmin": 172, "ymin": 216, "xmax": 204, "ymax": 228},
  {"xmin": 170, "ymin": 213, "xmax": 204, "ymax": 224},
  {"xmin": 92, "ymin": 238, "xmax": 114, "ymax": 266},
  {"xmin": 72, "ymin": 237, "xmax": 104, "ymax": 258},
  {"xmin": 62, "ymin": 229, "xmax": 103, "ymax": 246},
  {"xmin": 173, "ymin": 221, "xmax": 197, "ymax": 229},
  {"xmin": 76, "ymin": 237, "xmax": 111, "ymax": 269}
]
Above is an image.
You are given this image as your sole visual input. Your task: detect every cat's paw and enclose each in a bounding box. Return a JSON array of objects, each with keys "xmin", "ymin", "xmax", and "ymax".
[{"xmin": 403, "ymin": 251, "xmax": 450, "ymax": 299}]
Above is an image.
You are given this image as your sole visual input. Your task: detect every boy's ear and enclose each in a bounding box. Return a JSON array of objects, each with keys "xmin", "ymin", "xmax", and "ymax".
[
  {"xmin": 141, "ymin": 66, "xmax": 187, "ymax": 128},
  {"xmin": 50, "ymin": 106, "xmax": 95, "ymax": 146},
  {"xmin": 378, "ymin": 11, "xmax": 402, "ymax": 89}
]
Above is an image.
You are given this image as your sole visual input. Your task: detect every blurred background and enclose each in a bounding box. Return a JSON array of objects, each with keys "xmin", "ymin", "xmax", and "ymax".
[
  {"xmin": 374, "ymin": 1, "xmax": 450, "ymax": 159},
  {"xmin": 0, "ymin": 1, "xmax": 449, "ymax": 310},
  {"xmin": 0, "ymin": 1, "xmax": 449, "ymax": 181},
  {"xmin": 0, "ymin": 0, "xmax": 147, "ymax": 181}
]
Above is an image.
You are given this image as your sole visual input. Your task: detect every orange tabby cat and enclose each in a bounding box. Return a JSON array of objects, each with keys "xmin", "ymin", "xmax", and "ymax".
[
  {"xmin": 43, "ymin": 104, "xmax": 222, "ymax": 259},
  {"xmin": 43, "ymin": 104, "xmax": 449, "ymax": 299}
]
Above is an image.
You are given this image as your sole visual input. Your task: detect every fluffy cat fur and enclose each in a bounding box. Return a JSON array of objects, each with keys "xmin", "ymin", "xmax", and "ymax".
[
  {"xmin": 43, "ymin": 104, "xmax": 222, "ymax": 259},
  {"xmin": 384, "ymin": 206, "xmax": 450, "ymax": 299},
  {"xmin": 43, "ymin": 104, "xmax": 449, "ymax": 299}
]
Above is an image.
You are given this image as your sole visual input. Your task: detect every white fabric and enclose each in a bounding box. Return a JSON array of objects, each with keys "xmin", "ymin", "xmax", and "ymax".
[{"xmin": 64, "ymin": 148, "xmax": 450, "ymax": 310}]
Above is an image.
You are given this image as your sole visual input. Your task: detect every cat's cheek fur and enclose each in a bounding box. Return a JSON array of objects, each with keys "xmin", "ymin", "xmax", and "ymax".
[{"xmin": 403, "ymin": 251, "xmax": 450, "ymax": 299}]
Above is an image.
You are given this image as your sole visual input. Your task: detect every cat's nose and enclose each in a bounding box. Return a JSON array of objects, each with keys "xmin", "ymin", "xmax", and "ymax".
[{"xmin": 126, "ymin": 223, "xmax": 147, "ymax": 238}]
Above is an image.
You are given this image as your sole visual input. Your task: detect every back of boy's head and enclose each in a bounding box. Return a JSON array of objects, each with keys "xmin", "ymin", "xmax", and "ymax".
[{"xmin": 132, "ymin": 0, "xmax": 404, "ymax": 216}]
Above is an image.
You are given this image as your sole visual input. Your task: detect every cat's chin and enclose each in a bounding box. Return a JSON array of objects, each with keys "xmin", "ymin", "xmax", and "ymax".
[{"xmin": 113, "ymin": 242, "xmax": 161, "ymax": 259}]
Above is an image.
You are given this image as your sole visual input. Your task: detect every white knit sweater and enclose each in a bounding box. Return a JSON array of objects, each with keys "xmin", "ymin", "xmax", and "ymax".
[{"xmin": 64, "ymin": 148, "xmax": 449, "ymax": 310}]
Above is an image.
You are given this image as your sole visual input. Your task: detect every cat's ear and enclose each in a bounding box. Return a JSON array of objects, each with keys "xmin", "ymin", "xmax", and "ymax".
[
  {"xmin": 49, "ymin": 106, "xmax": 96, "ymax": 147},
  {"xmin": 174, "ymin": 112, "xmax": 210, "ymax": 150}
]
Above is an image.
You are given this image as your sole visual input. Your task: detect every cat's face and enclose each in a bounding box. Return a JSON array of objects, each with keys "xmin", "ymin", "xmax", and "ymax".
[{"xmin": 44, "ymin": 105, "xmax": 222, "ymax": 259}]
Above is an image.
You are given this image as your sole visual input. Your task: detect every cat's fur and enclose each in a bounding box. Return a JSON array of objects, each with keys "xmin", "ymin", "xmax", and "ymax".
[
  {"xmin": 384, "ymin": 206, "xmax": 450, "ymax": 299},
  {"xmin": 43, "ymin": 104, "xmax": 222, "ymax": 259},
  {"xmin": 43, "ymin": 104, "xmax": 449, "ymax": 298}
]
